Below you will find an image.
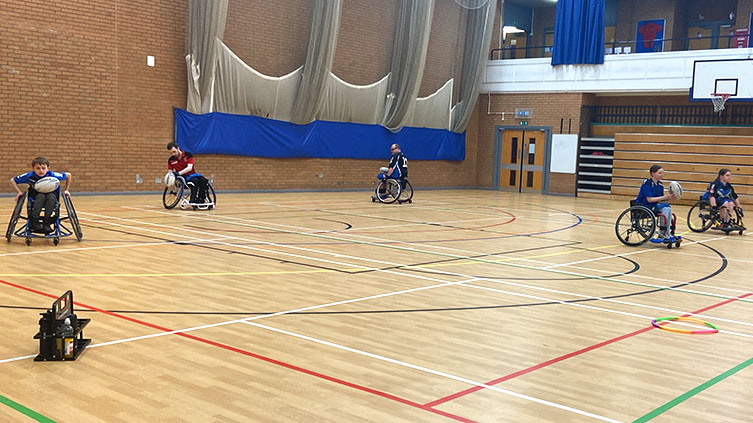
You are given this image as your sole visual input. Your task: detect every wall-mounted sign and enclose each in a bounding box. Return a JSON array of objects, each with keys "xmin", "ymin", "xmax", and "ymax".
[{"xmin": 515, "ymin": 108, "xmax": 532, "ymax": 119}]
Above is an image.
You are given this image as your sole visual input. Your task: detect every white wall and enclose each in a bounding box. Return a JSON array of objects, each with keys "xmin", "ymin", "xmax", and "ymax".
[{"xmin": 482, "ymin": 48, "xmax": 753, "ymax": 94}]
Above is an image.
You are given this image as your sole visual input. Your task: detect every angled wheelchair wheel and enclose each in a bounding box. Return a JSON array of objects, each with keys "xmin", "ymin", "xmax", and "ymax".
[
  {"xmin": 615, "ymin": 205, "xmax": 656, "ymax": 246},
  {"xmin": 398, "ymin": 180, "xmax": 413, "ymax": 204},
  {"xmin": 62, "ymin": 194, "xmax": 83, "ymax": 241},
  {"xmin": 163, "ymin": 180, "xmax": 184, "ymax": 209},
  {"xmin": 687, "ymin": 200, "xmax": 714, "ymax": 233},
  {"xmin": 206, "ymin": 184, "xmax": 216, "ymax": 209},
  {"xmin": 375, "ymin": 179, "xmax": 401, "ymax": 204},
  {"xmin": 6, "ymin": 192, "xmax": 27, "ymax": 242}
]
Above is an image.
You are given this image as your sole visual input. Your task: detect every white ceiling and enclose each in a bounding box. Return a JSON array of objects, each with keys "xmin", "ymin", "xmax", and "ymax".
[{"xmin": 505, "ymin": 0, "xmax": 558, "ymax": 8}]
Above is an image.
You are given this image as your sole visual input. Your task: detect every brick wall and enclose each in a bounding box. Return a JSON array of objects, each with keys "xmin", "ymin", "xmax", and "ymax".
[
  {"xmin": 1, "ymin": 0, "xmax": 481, "ymax": 193},
  {"xmin": 475, "ymin": 92, "xmax": 584, "ymax": 189}
]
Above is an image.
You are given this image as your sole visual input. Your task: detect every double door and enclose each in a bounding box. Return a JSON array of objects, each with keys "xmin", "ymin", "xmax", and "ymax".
[{"xmin": 499, "ymin": 129, "xmax": 546, "ymax": 192}]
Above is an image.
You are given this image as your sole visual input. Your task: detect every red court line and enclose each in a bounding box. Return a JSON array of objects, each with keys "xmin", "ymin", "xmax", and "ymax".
[
  {"xmin": 0, "ymin": 278, "xmax": 475, "ymax": 423},
  {"xmin": 424, "ymin": 292, "xmax": 753, "ymax": 408}
]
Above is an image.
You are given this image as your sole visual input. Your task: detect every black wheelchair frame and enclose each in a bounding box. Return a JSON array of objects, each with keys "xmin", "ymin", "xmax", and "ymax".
[
  {"xmin": 162, "ymin": 175, "xmax": 216, "ymax": 210},
  {"xmin": 6, "ymin": 192, "xmax": 83, "ymax": 246},
  {"xmin": 614, "ymin": 200, "xmax": 681, "ymax": 249},
  {"xmin": 687, "ymin": 197, "xmax": 745, "ymax": 235}
]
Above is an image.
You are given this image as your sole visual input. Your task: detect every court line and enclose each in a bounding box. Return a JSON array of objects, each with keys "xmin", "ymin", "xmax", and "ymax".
[
  {"xmin": 426, "ymin": 292, "xmax": 753, "ymax": 408},
  {"xmin": 633, "ymin": 355, "xmax": 753, "ymax": 422},
  {"xmin": 97, "ymin": 210, "xmax": 753, "ymax": 331},
  {"xmin": 118, "ymin": 207, "xmax": 753, "ymax": 305},
  {"xmin": 244, "ymin": 321, "xmax": 622, "ymax": 423},
  {"xmin": 2, "ymin": 212, "xmax": 744, "ymax": 420},
  {"xmin": 0, "ymin": 393, "xmax": 54, "ymax": 423},
  {"xmin": 0, "ymin": 277, "xmax": 478, "ymax": 423},
  {"xmin": 88, "ymin": 210, "xmax": 753, "ymax": 328}
]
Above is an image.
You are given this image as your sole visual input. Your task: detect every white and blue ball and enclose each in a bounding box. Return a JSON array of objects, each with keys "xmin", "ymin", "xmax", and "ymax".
[{"xmin": 33, "ymin": 176, "xmax": 60, "ymax": 193}]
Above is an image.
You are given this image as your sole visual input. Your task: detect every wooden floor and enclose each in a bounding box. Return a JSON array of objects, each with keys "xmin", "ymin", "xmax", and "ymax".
[{"xmin": 1, "ymin": 190, "xmax": 752, "ymax": 423}]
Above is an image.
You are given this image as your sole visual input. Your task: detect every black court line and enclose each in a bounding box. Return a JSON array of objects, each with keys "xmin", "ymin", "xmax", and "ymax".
[{"xmin": 1, "ymin": 239, "xmax": 726, "ymax": 317}]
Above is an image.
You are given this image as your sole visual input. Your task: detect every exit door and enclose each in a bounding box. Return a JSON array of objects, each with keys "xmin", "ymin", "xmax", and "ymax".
[{"xmin": 499, "ymin": 129, "xmax": 546, "ymax": 192}]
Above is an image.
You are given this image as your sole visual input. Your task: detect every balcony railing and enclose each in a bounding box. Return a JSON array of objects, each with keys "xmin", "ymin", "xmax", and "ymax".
[
  {"xmin": 589, "ymin": 104, "xmax": 753, "ymax": 126},
  {"xmin": 490, "ymin": 33, "xmax": 751, "ymax": 61}
]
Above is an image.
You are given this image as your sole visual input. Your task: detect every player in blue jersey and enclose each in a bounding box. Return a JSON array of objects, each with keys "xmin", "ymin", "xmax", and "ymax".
[
  {"xmin": 635, "ymin": 164, "xmax": 678, "ymax": 242},
  {"xmin": 708, "ymin": 168, "xmax": 742, "ymax": 229},
  {"xmin": 10, "ymin": 157, "xmax": 72, "ymax": 233}
]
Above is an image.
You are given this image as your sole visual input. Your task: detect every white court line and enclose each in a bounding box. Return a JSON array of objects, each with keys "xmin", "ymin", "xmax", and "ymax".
[
  {"xmin": 245, "ymin": 321, "xmax": 623, "ymax": 423},
  {"xmin": 459, "ymin": 282, "xmax": 753, "ymax": 339},
  {"xmin": 3, "ymin": 209, "xmax": 748, "ymax": 420},
  {"xmin": 122, "ymin": 206, "xmax": 753, "ymax": 306},
  {"xmin": 109, "ymin": 208, "xmax": 753, "ymax": 331},
  {"xmin": 0, "ymin": 276, "xmax": 482, "ymax": 366}
]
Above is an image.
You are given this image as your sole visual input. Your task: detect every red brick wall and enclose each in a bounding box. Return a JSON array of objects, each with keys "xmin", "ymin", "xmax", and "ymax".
[
  {"xmin": 475, "ymin": 93, "xmax": 584, "ymax": 190},
  {"xmin": 1, "ymin": 0, "xmax": 480, "ymax": 193}
]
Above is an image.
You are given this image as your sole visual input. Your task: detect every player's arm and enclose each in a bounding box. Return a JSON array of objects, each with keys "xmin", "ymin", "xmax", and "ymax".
[
  {"xmin": 10, "ymin": 177, "xmax": 24, "ymax": 201},
  {"xmin": 176, "ymin": 163, "xmax": 193, "ymax": 176},
  {"xmin": 63, "ymin": 172, "xmax": 72, "ymax": 196}
]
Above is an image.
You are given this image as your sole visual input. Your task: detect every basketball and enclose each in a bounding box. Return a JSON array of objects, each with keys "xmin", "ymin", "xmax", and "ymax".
[
  {"xmin": 668, "ymin": 181, "xmax": 683, "ymax": 199},
  {"xmin": 164, "ymin": 172, "xmax": 176, "ymax": 186},
  {"xmin": 379, "ymin": 167, "xmax": 389, "ymax": 174},
  {"xmin": 34, "ymin": 176, "xmax": 60, "ymax": 193}
]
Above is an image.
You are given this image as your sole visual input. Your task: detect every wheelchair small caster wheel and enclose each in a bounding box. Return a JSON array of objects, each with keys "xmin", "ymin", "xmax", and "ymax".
[
  {"xmin": 53, "ymin": 238, "xmax": 59, "ymax": 246},
  {"xmin": 740, "ymin": 230, "xmax": 744, "ymax": 235},
  {"xmin": 25, "ymin": 237, "xmax": 31, "ymax": 246},
  {"xmin": 666, "ymin": 243, "xmax": 672, "ymax": 249},
  {"xmin": 675, "ymin": 241, "xmax": 681, "ymax": 247},
  {"xmin": 407, "ymin": 199, "xmax": 412, "ymax": 204}
]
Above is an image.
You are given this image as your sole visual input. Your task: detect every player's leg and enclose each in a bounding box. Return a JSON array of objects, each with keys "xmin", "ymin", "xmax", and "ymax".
[
  {"xmin": 196, "ymin": 176, "xmax": 208, "ymax": 203},
  {"xmin": 656, "ymin": 204, "xmax": 672, "ymax": 238},
  {"xmin": 42, "ymin": 193, "xmax": 57, "ymax": 232},
  {"xmin": 31, "ymin": 193, "xmax": 47, "ymax": 232}
]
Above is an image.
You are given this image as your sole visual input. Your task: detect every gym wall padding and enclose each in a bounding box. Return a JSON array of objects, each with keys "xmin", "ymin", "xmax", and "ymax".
[{"xmin": 174, "ymin": 108, "xmax": 466, "ymax": 161}]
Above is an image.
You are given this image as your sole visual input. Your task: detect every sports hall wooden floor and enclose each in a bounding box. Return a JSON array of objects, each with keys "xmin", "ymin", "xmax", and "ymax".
[{"xmin": 1, "ymin": 190, "xmax": 752, "ymax": 423}]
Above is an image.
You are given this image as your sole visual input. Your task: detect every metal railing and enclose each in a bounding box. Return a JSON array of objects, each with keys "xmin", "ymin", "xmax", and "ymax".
[
  {"xmin": 589, "ymin": 104, "xmax": 753, "ymax": 126},
  {"xmin": 490, "ymin": 32, "xmax": 751, "ymax": 61}
]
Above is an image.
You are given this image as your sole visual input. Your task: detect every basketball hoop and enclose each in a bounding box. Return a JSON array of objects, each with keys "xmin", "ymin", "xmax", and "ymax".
[{"xmin": 711, "ymin": 93, "xmax": 730, "ymax": 114}]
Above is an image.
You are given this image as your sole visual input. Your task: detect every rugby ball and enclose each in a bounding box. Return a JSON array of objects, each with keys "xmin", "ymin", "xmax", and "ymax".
[
  {"xmin": 164, "ymin": 172, "xmax": 176, "ymax": 186},
  {"xmin": 34, "ymin": 176, "xmax": 60, "ymax": 193},
  {"xmin": 668, "ymin": 181, "xmax": 683, "ymax": 199}
]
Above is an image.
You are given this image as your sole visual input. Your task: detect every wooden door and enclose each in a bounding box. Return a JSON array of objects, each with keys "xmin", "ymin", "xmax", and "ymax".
[{"xmin": 499, "ymin": 130, "xmax": 546, "ymax": 192}]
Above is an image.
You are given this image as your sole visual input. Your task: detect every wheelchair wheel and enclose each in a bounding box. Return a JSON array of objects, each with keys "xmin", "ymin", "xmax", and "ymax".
[
  {"xmin": 687, "ymin": 200, "xmax": 714, "ymax": 233},
  {"xmin": 375, "ymin": 179, "xmax": 401, "ymax": 204},
  {"xmin": 163, "ymin": 180, "xmax": 184, "ymax": 209},
  {"xmin": 615, "ymin": 205, "xmax": 656, "ymax": 246},
  {"xmin": 63, "ymin": 194, "xmax": 83, "ymax": 241},
  {"xmin": 398, "ymin": 180, "xmax": 413, "ymax": 204},
  {"xmin": 6, "ymin": 192, "xmax": 26, "ymax": 242},
  {"xmin": 206, "ymin": 184, "xmax": 216, "ymax": 209}
]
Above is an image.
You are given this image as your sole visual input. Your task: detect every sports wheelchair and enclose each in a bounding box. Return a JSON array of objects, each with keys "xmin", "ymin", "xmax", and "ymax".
[
  {"xmin": 162, "ymin": 175, "xmax": 216, "ymax": 210},
  {"xmin": 687, "ymin": 197, "xmax": 745, "ymax": 235},
  {"xmin": 614, "ymin": 200, "xmax": 682, "ymax": 248},
  {"xmin": 6, "ymin": 192, "xmax": 82, "ymax": 246},
  {"xmin": 371, "ymin": 168, "xmax": 413, "ymax": 204}
]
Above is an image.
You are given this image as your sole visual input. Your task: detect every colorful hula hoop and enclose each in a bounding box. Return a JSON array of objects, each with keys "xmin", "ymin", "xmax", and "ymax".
[{"xmin": 651, "ymin": 316, "xmax": 718, "ymax": 334}]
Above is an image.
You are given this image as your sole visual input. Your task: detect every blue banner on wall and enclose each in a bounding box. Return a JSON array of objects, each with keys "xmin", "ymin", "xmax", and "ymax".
[
  {"xmin": 174, "ymin": 109, "xmax": 465, "ymax": 161},
  {"xmin": 551, "ymin": 0, "xmax": 605, "ymax": 65}
]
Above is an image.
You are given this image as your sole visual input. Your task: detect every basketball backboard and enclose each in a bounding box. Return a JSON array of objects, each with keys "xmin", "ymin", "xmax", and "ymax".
[{"xmin": 690, "ymin": 58, "xmax": 753, "ymax": 101}]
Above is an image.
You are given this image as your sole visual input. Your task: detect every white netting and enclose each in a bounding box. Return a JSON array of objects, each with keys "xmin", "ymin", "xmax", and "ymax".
[{"xmin": 711, "ymin": 93, "xmax": 730, "ymax": 114}]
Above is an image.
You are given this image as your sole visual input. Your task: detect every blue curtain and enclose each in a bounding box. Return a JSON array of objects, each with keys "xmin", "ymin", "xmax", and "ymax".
[
  {"xmin": 551, "ymin": 0, "xmax": 605, "ymax": 65},
  {"xmin": 173, "ymin": 109, "xmax": 466, "ymax": 161}
]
